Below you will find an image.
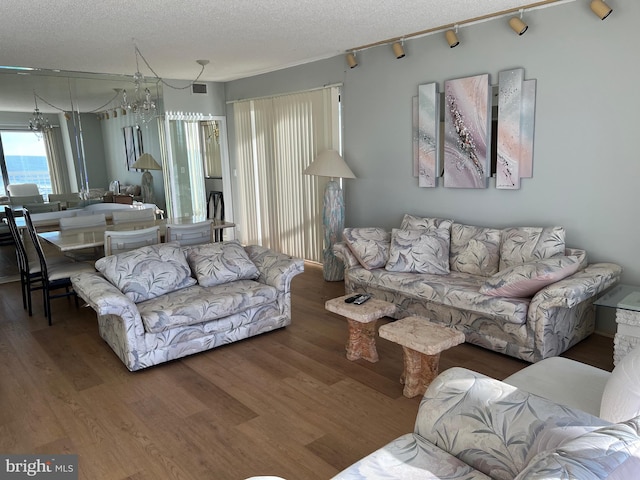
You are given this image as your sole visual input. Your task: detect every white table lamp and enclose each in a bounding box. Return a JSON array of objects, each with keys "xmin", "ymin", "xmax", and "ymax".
[
  {"xmin": 304, "ymin": 150, "xmax": 356, "ymax": 281},
  {"xmin": 132, "ymin": 153, "xmax": 162, "ymax": 204}
]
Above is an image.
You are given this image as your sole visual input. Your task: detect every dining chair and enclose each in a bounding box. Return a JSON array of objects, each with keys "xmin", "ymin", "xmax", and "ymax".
[
  {"xmin": 7, "ymin": 183, "xmax": 40, "ymax": 197},
  {"xmin": 59, "ymin": 213, "xmax": 107, "ymax": 230},
  {"xmin": 23, "ymin": 210, "xmax": 96, "ymax": 325},
  {"xmin": 23, "ymin": 201, "xmax": 61, "ymax": 213},
  {"xmin": 165, "ymin": 221, "xmax": 214, "ymax": 246},
  {"xmin": 4, "ymin": 206, "xmax": 43, "ymax": 315},
  {"xmin": 111, "ymin": 208, "xmax": 156, "ymax": 225},
  {"xmin": 8, "ymin": 194, "xmax": 44, "ymax": 206},
  {"xmin": 104, "ymin": 226, "xmax": 161, "ymax": 256},
  {"xmin": 48, "ymin": 192, "xmax": 82, "ymax": 209},
  {"xmin": 59, "ymin": 213, "xmax": 108, "ymax": 261}
]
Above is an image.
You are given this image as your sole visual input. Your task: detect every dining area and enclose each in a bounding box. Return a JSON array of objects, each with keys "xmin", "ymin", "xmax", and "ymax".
[{"xmin": 2, "ymin": 201, "xmax": 235, "ymax": 326}]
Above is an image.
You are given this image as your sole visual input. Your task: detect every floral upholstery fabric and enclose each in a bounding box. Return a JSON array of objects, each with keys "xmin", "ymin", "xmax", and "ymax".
[
  {"xmin": 342, "ymin": 227, "xmax": 390, "ymax": 270},
  {"xmin": 187, "ymin": 240, "xmax": 259, "ymax": 287},
  {"xmin": 385, "ymin": 228, "xmax": 451, "ymax": 275},
  {"xmin": 95, "ymin": 242, "xmax": 196, "ymax": 303},
  {"xmin": 499, "ymin": 226, "xmax": 566, "ymax": 270},
  {"xmin": 70, "ymin": 246, "xmax": 304, "ymax": 371},
  {"xmin": 400, "ymin": 213, "xmax": 453, "ymax": 231},
  {"xmin": 334, "ymin": 367, "xmax": 634, "ymax": 480},
  {"xmin": 138, "ymin": 280, "xmax": 277, "ymax": 333},
  {"xmin": 480, "ymin": 256, "xmax": 581, "ymax": 298},
  {"xmin": 335, "ymin": 240, "xmax": 622, "ymax": 362},
  {"xmin": 449, "ymin": 223, "xmax": 501, "ymax": 277}
]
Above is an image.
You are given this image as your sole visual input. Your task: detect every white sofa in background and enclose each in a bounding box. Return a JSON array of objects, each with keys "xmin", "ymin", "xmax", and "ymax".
[
  {"xmin": 333, "ymin": 214, "xmax": 622, "ymax": 363},
  {"xmin": 333, "ymin": 366, "xmax": 640, "ymax": 480},
  {"xmin": 71, "ymin": 241, "xmax": 304, "ymax": 371}
]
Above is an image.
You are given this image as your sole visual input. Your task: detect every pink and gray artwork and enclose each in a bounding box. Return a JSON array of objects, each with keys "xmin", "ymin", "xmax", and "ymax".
[
  {"xmin": 443, "ymin": 74, "xmax": 491, "ymax": 188},
  {"xmin": 417, "ymin": 83, "xmax": 439, "ymax": 187},
  {"xmin": 497, "ymin": 68, "xmax": 524, "ymax": 189}
]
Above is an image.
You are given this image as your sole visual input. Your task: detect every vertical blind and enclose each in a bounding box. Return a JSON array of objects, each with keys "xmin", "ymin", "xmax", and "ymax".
[{"xmin": 233, "ymin": 86, "xmax": 340, "ymax": 262}]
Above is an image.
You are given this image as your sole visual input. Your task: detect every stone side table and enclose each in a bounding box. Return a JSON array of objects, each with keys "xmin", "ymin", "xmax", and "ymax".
[
  {"xmin": 595, "ymin": 284, "xmax": 640, "ymax": 365},
  {"xmin": 379, "ymin": 316, "xmax": 465, "ymax": 398},
  {"xmin": 325, "ymin": 295, "xmax": 396, "ymax": 362}
]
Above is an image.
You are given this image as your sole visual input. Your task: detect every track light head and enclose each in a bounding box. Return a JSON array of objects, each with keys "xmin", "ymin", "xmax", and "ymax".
[
  {"xmin": 445, "ymin": 29, "xmax": 459, "ymax": 48},
  {"xmin": 392, "ymin": 41, "xmax": 405, "ymax": 59},
  {"xmin": 346, "ymin": 52, "xmax": 358, "ymax": 68},
  {"xmin": 590, "ymin": 0, "xmax": 613, "ymax": 19},
  {"xmin": 509, "ymin": 15, "xmax": 528, "ymax": 35}
]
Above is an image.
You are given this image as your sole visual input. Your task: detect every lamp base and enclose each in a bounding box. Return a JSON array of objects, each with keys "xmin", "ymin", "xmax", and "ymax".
[
  {"xmin": 322, "ymin": 179, "xmax": 344, "ymax": 282},
  {"xmin": 141, "ymin": 170, "xmax": 155, "ymax": 204}
]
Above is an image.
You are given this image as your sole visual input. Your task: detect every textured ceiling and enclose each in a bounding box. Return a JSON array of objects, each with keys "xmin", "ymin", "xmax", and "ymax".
[{"xmin": 0, "ymin": 0, "xmax": 570, "ymax": 112}]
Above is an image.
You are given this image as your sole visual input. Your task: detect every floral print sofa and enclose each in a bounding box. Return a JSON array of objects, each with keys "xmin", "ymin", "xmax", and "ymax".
[
  {"xmin": 332, "ymin": 367, "xmax": 640, "ymax": 479},
  {"xmin": 70, "ymin": 241, "xmax": 304, "ymax": 371},
  {"xmin": 333, "ymin": 214, "xmax": 622, "ymax": 363}
]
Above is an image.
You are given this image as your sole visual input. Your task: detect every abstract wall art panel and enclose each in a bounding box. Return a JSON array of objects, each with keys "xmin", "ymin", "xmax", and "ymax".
[
  {"xmin": 496, "ymin": 68, "xmax": 524, "ymax": 189},
  {"xmin": 519, "ymin": 79, "xmax": 536, "ymax": 178},
  {"xmin": 443, "ymin": 74, "xmax": 491, "ymax": 189},
  {"xmin": 417, "ymin": 83, "xmax": 440, "ymax": 187}
]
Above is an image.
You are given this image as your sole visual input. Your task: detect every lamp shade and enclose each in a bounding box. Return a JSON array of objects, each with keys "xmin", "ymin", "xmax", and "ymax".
[
  {"xmin": 132, "ymin": 153, "xmax": 162, "ymax": 170},
  {"xmin": 304, "ymin": 150, "xmax": 356, "ymax": 179}
]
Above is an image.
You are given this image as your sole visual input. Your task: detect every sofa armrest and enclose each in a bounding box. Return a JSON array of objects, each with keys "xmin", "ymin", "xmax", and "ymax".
[
  {"xmin": 415, "ymin": 367, "xmax": 608, "ymax": 480},
  {"xmin": 531, "ymin": 262, "xmax": 623, "ymax": 309},
  {"xmin": 71, "ymin": 272, "xmax": 143, "ymax": 323},
  {"xmin": 333, "ymin": 242, "xmax": 360, "ymax": 268},
  {"xmin": 244, "ymin": 245, "xmax": 305, "ymax": 291}
]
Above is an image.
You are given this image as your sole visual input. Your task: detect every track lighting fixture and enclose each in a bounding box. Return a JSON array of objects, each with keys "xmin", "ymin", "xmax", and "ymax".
[
  {"xmin": 590, "ymin": 0, "xmax": 612, "ymax": 20},
  {"xmin": 392, "ymin": 41, "xmax": 405, "ymax": 59},
  {"xmin": 445, "ymin": 26, "xmax": 460, "ymax": 48},
  {"xmin": 509, "ymin": 10, "xmax": 529, "ymax": 35},
  {"xmin": 346, "ymin": 52, "xmax": 358, "ymax": 68}
]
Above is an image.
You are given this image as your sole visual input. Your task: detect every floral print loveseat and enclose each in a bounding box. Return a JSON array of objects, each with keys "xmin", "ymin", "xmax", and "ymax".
[
  {"xmin": 333, "ymin": 214, "xmax": 622, "ymax": 363},
  {"xmin": 71, "ymin": 241, "xmax": 304, "ymax": 371},
  {"xmin": 332, "ymin": 367, "xmax": 640, "ymax": 479}
]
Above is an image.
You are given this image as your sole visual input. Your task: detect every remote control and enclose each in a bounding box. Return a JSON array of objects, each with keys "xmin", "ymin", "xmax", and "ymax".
[
  {"xmin": 344, "ymin": 294, "xmax": 362, "ymax": 303},
  {"xmin": 353, "ymin": 294, "xmax": 371, "ymax": 305}
]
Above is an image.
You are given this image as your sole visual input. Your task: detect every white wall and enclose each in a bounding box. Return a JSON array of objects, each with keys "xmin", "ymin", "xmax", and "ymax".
[{"xmin": 225, "ymin": 1, "xmax": 639, "ymax": 335}]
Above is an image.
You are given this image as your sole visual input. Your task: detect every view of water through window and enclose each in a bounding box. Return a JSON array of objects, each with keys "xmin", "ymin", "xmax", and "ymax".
[{"xmin": 1, "ymin": 131, "xmax": 52, "ymax": 198}]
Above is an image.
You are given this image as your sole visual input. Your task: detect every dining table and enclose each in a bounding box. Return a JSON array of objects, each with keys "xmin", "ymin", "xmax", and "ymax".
[{"xmin": 36, "ymin": 217, "xmax": 235, "ymax": 253}]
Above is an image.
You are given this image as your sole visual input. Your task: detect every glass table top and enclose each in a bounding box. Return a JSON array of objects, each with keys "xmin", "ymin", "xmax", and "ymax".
[{"xmin": 594, "ymin": 284, "xmax": 640, "ymax": 312}]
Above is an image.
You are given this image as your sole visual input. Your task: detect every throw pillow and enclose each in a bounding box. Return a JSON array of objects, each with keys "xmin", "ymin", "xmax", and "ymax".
[
  {"xmin": 385, "ymin": 228, "xmax": 450, "ymax": 274},
  {"xmin": 187, "ymin": 240, "xmax": 259, "ymax": 287},
  {"xmin": 343, "ymin": 227, "xmax": 390, "ymax": 270},
  {"xmin": 479, "ymin": 256, "xmax": 580, "ymax": 298},
  {"xmin": 499, "ymin": 226, "xmax": 566, "ymax": 270},
  {"xmin": 449, "ymin": 223, "xmax": 501, "ymax": 276},
  {"xmin": 400, "ymin": 213, "xmax": 453, "ymax": 231},
  {"xmin": 600, "ymin": 345, "xmax": 640, "ymax": 423},
  {"xmin": 95, "ymin": 242, "xmax": 196, "ymax": 303}
]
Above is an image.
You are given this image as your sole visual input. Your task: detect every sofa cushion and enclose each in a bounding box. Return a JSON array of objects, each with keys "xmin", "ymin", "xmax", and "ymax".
[
  {"xmin": 343, "ymin": 227, "xmax": 390, "ymax": 270},
  {"xmin": 400, "ymin": 213, "xmax": 453, "ymax": 231},
  {"xmin": 187, "ymin": 240, "xmax": 259, "ymax": 287},
  {"xmin": 138, "ymin": 279, "xmax": 278, "ymax": 333},
  {"xmin": 95, "ymin": 242, "xmax": 196, "ymax": 303},
  {"xmin": 385, "ymin": 228, "xmax": 450, "ymax": 275},
  {"xmin": 479, "ymin": 256, "xmax": 581, "ymax": 298},
  {"xmin": 514, "ymin": 417, "xmax": 640, "ymax": 480},
  {"xmin": 450, "ymin": 223, "xmax": 501, "ymax": 277},
  {"xmin": 600, "ymin": 345, "xmax": 640, "ymax": 423},
  {"xmin": 499, "ymin": 226, "xmax": 566, "ymax": 271},
  {"xmin": 349, "ymin": 267, "xmax": 529, "ymax": 325}
]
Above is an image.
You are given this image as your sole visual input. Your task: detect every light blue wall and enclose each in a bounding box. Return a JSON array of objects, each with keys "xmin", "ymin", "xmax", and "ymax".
[{"xmin": 225, "ymin": 1, "xmax": 638, "ymax": 335}]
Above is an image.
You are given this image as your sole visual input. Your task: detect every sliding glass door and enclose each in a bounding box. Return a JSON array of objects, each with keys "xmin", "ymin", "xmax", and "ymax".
[{"xmin": 0, "ymin": 130, "xmax": 53, "ymax": 198}]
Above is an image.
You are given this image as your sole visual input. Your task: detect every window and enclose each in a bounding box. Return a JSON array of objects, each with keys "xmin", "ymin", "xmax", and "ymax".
[
  {"xmin": 232, "ymin": 86, "xmax": 341, "ymax": 263},
  {"xmin": 0, "ymin": 130, "xmax": 53, "ymax": 198}
]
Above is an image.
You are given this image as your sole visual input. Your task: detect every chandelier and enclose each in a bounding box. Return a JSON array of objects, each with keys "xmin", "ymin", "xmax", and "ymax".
[
  {"xmin": 28, "ymin": 92, "xmax": 52, "ymax": 136},
  {"xmin": 121, "ymin": 70, "xmax": 157, "ymax": 124}
]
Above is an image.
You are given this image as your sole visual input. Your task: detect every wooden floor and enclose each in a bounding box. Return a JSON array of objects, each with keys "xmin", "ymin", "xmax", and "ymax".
[{"xmin": 0, "ymin": 262, "xmax": 613, "ymax": 480}]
